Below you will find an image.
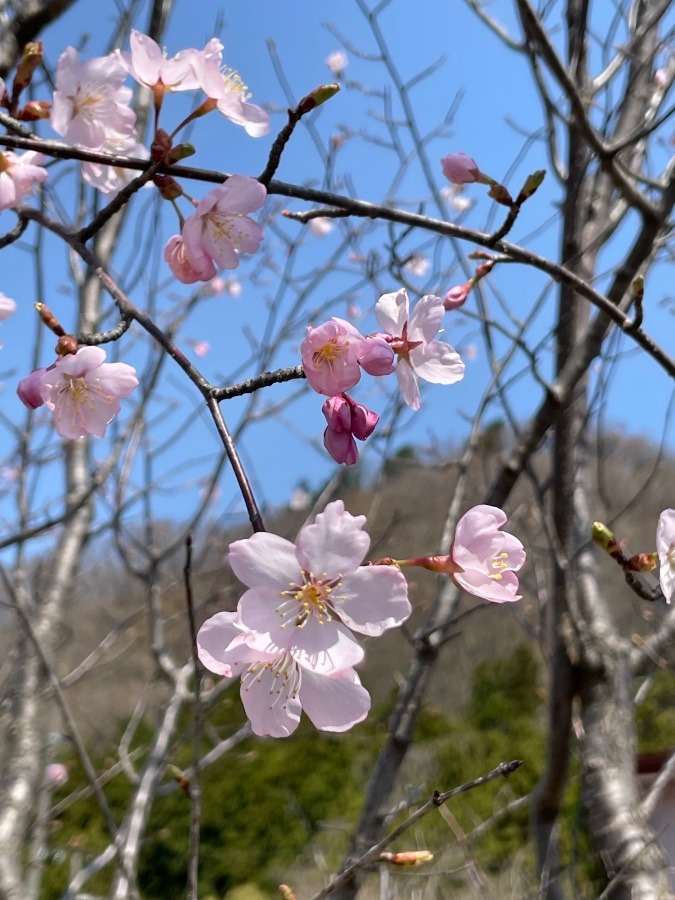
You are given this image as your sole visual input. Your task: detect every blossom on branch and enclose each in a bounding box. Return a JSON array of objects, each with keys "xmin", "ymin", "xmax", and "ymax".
[
  {"xmin": 197, "ymin": 500, "xmax": 410, "ymax": 736},
  {"xmin": 656, "ymin": 508, "xmax": 675, "ymax": 603},
  {"xmin": 197, "ymin": 612, "xmax": 370, "ymax": 738},
  {"xmin": 325, "ymin": 50, "xmax": 349, "ymax": 77},
  {"xmin": 166, "ymin": 176, "xmax": 266, "ymax": 283},
  {"xmin": 375, "ymin": 288, "xmax": 464, "ymax": 410},
  {"xmin": 118, "ymin": 30, "xmax": 202, "ymax": 97},
  {"xmin": 450, "ymin": 505, "xmax": 526, "ymax": 602},
  {"xmin": 441, "ymin": 152, "xmax": 482, "ymax": 185},
  {"xmin": 0, "ymin": 151, "xmax": 48, "ymax": 211},
  {"xmin": 37, "ymin": 346, "xmax": 138, "ymax": 440},
  {"xmin": 0, "ymin": 293, "xmax": 16, "ymax": 320},
  {"xmin": 301, "ymin": 318, "xmax": 365, "ymax": 395},
  {"xmin": 51, "ymin": 47, "xmax": 136, "ymax": 148},
  {"xmin": 322, "ymin": 393, "xmax": 379, "ymax": 465}
]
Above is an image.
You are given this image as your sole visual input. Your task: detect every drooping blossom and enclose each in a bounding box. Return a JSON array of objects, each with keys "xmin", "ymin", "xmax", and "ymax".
[
  {"xmin": 197, "ymin": 611, "xmax": 370, "ymax": 738},
  {"xmin": 656, "ymin": 508, "xmax": 675, "ymax": 603},
  {"xmin": 441, "ymin": 152, "xmax": 482, "ymax": 185},
  {"xmin": 189, "ymin": 39, "xmax": 269, "ymax": 137},
  {"xmin": 323, "ymin": 394, "xmax": 379, "ymax": 465},
  {"xmin": 325, "ymin": 50, "xmax": 349, "ymax": 77},
  {"xmin": 0, "ymin": 293, "xmax": 16, "ymax": 320},
  {"xmin": 51, "ymin": 47, "xmax": 136, "ymax": 148},
  {"xmin": 309, "ymin": 217, "xmax": 333, "ymax": 237},
  {"xmin": 38, "ymin": 346, "xmax": 138, "ymax": 440},
  {"xmin": 450, "ymin": 506, "xmax": 526, "ymax": 602},
  {"xmin": 169, "ymin": 176, "xmax": 266, "ymax": 281},
  {"xmin": 375, "ymin": 289, "xmax": 464, "ymax": 410},
  {"xmin": 0, "ymin": 151, "xmax": 48, "ymax": 211},
  {"xmin": 17, "ymin": 368, "xmax": 47, "ymax": 409}
]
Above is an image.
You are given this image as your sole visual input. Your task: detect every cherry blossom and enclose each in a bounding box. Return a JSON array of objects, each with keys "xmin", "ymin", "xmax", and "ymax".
[
  {"xmin": 357, "ymin": 336, "xmax": 395, "ymax": 376},
  {"xmin": 309, "ymin": 217, "xmax": 333, "ymax": 237},
  {"xmin": 51, "ymin": 47, "xmax": 136, "ymax": 148},
  {"xmin": 82, "ymin": 137, "xmax": 149, "ymax": 196},
  {"xmin": 441, "ymin": 152, "xmax": 482, "ymax": 185},
  {"xmin": 323, "ymin": 394, "xmax": 379, "ymax": 465},
  {"xmin": 197, "ymin": 611, "xmax": 370, "ymax": 738},
  {"xmin": 164, "ymin": 234, "xmax": 216, "ymax": 284},
  {"xmin": 230, "ymin": 498, "xmax": 410, "ymax": 647},
  {"xmin": 301, "ymin": 318, "xmax": 365, "ymax": 396},
  {"xmin": 404, "ymin": 254, "xmax": 430, "ymax": 278},
  {"xmin": 0, "ymin": 293, "xmax": 16, "ymax": 320},
  {"xmin": 118, "ymin": 30, "xmax": 203, "ymax": 96},
  {"xmin": 450, "ymin": 505, "xmax": 526, "ymax": 602},
  {"xmin": 38, "ymin": 346, "xmax": 138, "ymax": 440},
  {"xmin": 0, "ymin": 151, "xmax": 48, "ymax": 211},
  {"xmin": 190, "ymin": 40, "xmax": 269, "ymax": 137},
  {"xmin": 656, "ymin": 508, "xmax": 675, "ymax": 603},
  {"xmin": 375, "ymin": 288, "xmax": 464, "ymax": 410},
  {"xmin": 176, "ymin": 176, "xmax": 266, "ymax": 279},
  {"xmin": 44, "ymin": 763, "xmax": 68, "ymax": 787}
]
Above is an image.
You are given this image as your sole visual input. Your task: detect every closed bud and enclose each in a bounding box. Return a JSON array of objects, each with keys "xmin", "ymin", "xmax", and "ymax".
[
  {"xmin": 151, "ymin": 128, "xmax": 173, "ymax": 162},
  {"xmin": 17, "ymin": 100, "xmax": 51, "ymax": 121},
  {"xmin": 626, "ymin": 552, "xmax": 658, "ymax": 573},
  {"xmin": 55, "ymin": 335, "xmax": 78, "ymax": 357},
  {"xmin": 488, "ymin": 183, "xmax": 513, "ymax": 206},
  {"xmin": 517, "ymin": 169, "xmax": 546, "ymax": 202},
  {"xmin": 13, "ymin": 42, "xmax": 43, "ymax": 96},
  {"xmin": 298, "ymin": 83, "xmax": 340, "ymax": 115},
  {"xmin": 380, "ymin": 850, "xmax": 434, "ymax": 866},
  {"xmin": 153, "ymin": 174, "xmax": 183, "ymax": 201}
]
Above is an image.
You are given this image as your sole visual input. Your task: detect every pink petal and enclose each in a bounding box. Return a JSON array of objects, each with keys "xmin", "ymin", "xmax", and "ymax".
[
  {"xmin": 395, "ymin": 359, "xmax": 420, "ymax": 410},
  {"xmin": 229, "ymin": 532, "xmax": 299, "ymax": 587},
  {"xmin": 296, "ymin": 499, "xmax": 369, "ymax": 577},
  {"xmin": 410, "ymin": 340, "xmax": 465, "ymax": 385},
  {"xmin": 408, "ymin": 293, "xmax": 444, "ymax": 343},
  {"xmin": 375, "ymin": 288, "xmax": 409, "ymax": 336},
  {"xmin": 300, "ymin": 668, "xmax": 371, "ymax": 732},
  {"xmin": 289, "ymin": 617, "xmax": 364, "ymax": 673},
  {"xmin": 454, "ymin": 568, "xmax": 521, "ymax": 603},
  {"xmin": 197, "ymin": 611, "xmax": 253, "ymax": 676},
  {"xmin": 240, "ymin": 664, "xmax": 302, "ymax": 737},
  {"xmin": 337, "ymin": 566, "xmax": 411, "ymax": 635}
]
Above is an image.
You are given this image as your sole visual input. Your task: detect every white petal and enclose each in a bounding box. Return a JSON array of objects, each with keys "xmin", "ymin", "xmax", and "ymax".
[
  {"xmin": 410, "ymin": 341, "xmax": 465, "ymax": 385},
  {"xmin": 300, "ymin": 668, "xmax": 370, "ymax": 732},
  {"xmin": 375, "ymin": 288, "xmax": 409, "ymax": 336},
  {"xmin": 338, "ymin": 566, "xmax": 411, "ymax": 635},
  {"xmin": 229, "ymin": 532, "xmax": 300, "ymax": 588}
]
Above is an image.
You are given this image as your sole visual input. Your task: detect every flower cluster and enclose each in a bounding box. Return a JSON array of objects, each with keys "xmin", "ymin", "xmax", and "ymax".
[
  {"xmin": 301, "ymin": 289, "xmax": 465, "ymax": 465},
  {"xmin": 197, "ymin": 500, "xmax": 411, "ymax": 737}
]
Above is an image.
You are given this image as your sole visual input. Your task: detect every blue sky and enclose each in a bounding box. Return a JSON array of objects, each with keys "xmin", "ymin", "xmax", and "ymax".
[{"xmin": 0, "ymin": 0, "xmax": 673, "ymax": 525}]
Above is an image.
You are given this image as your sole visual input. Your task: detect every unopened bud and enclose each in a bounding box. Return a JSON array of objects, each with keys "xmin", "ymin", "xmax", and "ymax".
[
  {"xmin": 592, "ymin": 521, "xmax": 614, "ymax": 551},
  {"xmin": 631, "ymin": 275, "xmax": 644, "ymax": 302},
  {"xmin": 380, "ymin": 850, "xmax": 434, "ymax": 866},
  {"xmin": 35, "ymin": 302, "xmax": 66, "ymax": 337},
  {"xmin": 475, "ymin": 259, "xmax": 495, "ymax": 280},
  {"xmin": 488, "ymin": 183, "xmax": 513, "ymax": 206},
  {"xmin": 151, "ymin": 128, "xmax": 173, "ymax": 162},
  {"xmin": 626, "ymin": 552, "xmax": 658, "ymax": 573},
  {"xmin": 13, "ymin": 42, "xmax": 43, "ymax": 97},
  {"xmin": 517, "ymin": 169, "xmax": 546, "ymax": 203},
  {"xmin": 55, "ymin": 335, "xmax": 78, "ymax": 357},
  {"xmin": 278, "ymin": 886, "xmax": 297, "ymax": 900},
  {"xmin": 17, "ymin": 99, "xmax": 51, "ymax": 121},
  {"xmin": 298, "ymin": 83, "xmax": 340, "ymax": 115},
  {"xmin": 153, "ymin": 174, "xmax": 183, "ymax": 201},
  {"xmin": 165, "ymin": 143, "xmax": 195, "ymax": 164}
]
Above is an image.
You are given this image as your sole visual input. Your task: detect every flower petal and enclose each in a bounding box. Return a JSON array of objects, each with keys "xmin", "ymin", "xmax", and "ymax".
[
  {"xmin": 395, "ymin": 359, "xmax": 420, "ymax": 410},
  {"xmin": 296, "ymin": 499, "xmax": 369, "ymax": 576},
  {"xmin": 337, "ymin": 565, "xmax": 411, "ymax": 635},
  {"xmin": 375, "ymin": 288, "xmax": 409, "ymax": 336},
  {"xmin": 300, "ymin": 668, "xmax": 370, "ymax": 732},
  {"xmin": 408, "ymin": 293, "xmax": 444, "ymax": 343},
  {"xmin": 410, "ymin": 340, "xmax": 465, "ymax": 385},
  {"xmin": 229, "ymin": 532, "xmax": 299, "ymax": 588},
  {"xmin": 240, "ymin": 663, "xmax": 302, "ymax": 737}
]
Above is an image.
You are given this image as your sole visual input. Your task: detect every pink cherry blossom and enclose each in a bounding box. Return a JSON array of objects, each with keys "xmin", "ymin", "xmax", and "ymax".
[
  {"xmin": 404, "ymin": 254, "xmax": 430, "ymax": 278},
  {"xmin": 0, "ymin": 293, "xmax": 16, "ymax": 320},
  {"xmin": 325, "ymin": 50, "xmax": 349, "ymax": 76},
  {"xmin": 357, "ymin": 336, "xmax": 395, "ymax": 377},
  {"xmin": 450, "ymin": 505, "xmax": 526, "ymax": 603},
  {"xmin": 323, "ymin": 394, "xmax": 379, "ymax": 465},
  {"xmin": 656, "ymin": 508, "xmax": 675, "ymax": 603},
  {"xmin": 82, "ymin": 137, "xmax": 149, "ymax": 196},
  {"xmin": 17, "ymin": 368, "xmax": 47, "ymax": 409},
  {"xmin": 189, "ymin": 40, "xmax": 269, "ymax": 137},
  {"xmin": 375, "ymin": 289, "xmax": 464, "ymax": 410},
  {"xmin": 39, "ymin": 346, "xmax": 139, "ymax": 440},
  {"xmin": 44, "ymin": 763, "xmax": 68, "ymax": 787},
  {"xmin": 231, "ymin": 499, "xmax": 411, "ymax": 648},
  {"xmin": 441, "ymin": 152, "xmax": 481, "ymax": 185},
  {"xmin": 0, "ymin": 151, "xmax": 48, "ymax": 211},
  {"xmin": 51, "ymin": 47, "xmax": 136, "ymax": 148},
  {"xmin": 118, "ymin": 30, "xmax": 202, "ymax": 94},
  {"xmin": 164, "ymin": 234, "xmax": 216, "ymax": 284},
  {"xmin": 301, "ymin": 318, "xmax": 365, "ymax": 396},
  {"xmin": 180, "ymin": 176, "xmax": 266, "ymax": 276},
  {"xmin": 197, "ymin": 611, "xmax": 370, "ymax": 737}
]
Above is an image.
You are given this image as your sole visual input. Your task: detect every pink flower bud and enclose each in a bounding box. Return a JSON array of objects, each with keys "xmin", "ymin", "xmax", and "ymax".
[
  {"xmin": 358, "ymin": 336, "xmax": 395, "ymax": 376},
  {"xmin": 323, "ymin": 394, "xmax": 352, "ymax": 432},
  {"xmin": 441, "ymin": 152, "xmax": 480, "ymax": 185},
  {"xmin": 324, "ymin": 425, "xmax": 358, "ymax": 465},
  {"xmin": 443, "ymin": 283, "xmax": 470, "ymax": 311},
  {"xmin": 44, "ymin": 762, "xmax": 68, "ymax": 787},
  {"xmin": 17, "ymin": 368, "xmax": 46, "ymax": 409},
  {"xmin": 350, "ymin": 402, "xmax": 379, "ymax": 441}
]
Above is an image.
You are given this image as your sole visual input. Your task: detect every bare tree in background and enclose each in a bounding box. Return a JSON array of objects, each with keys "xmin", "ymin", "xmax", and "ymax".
[{"xmin": 0, "ymin": 0, "xmax": 673, "ymax": 898}]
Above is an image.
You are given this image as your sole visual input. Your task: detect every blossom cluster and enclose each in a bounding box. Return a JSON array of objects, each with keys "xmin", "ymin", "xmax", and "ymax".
[
  {"xmin": 301, "ymin": 288, "xmax": 465, "ymax": 464},
  {"xmin": 197, "ymin": 500, "xmax": 411, "ymax": 737}
]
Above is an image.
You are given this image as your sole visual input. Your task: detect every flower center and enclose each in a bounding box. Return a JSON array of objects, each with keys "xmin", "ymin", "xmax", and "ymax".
[
  {"xmin": 222, "ymin": 66, "xmax": 250, "ymax": 99},
  {"xmin": 278, "ymin": 571, "xmax": 342, "ymax": 628},
  {"xmin": 489, "ymin": 552, "xmax": 510, "ymax": 581},
  {"xmin": 313, "ymin": 337, "xmax": 347, "ymax": 367}
]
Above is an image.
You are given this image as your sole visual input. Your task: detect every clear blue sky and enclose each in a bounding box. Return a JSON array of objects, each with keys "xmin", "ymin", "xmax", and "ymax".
[{"xmin": 0, "ymin": 0, "xmax": 672, "ymax": 524}]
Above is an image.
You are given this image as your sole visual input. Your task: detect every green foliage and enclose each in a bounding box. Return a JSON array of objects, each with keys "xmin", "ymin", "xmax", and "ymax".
[{"xmin": 636, "ymin": 669, "xmax": 675, "ymax": 750}]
